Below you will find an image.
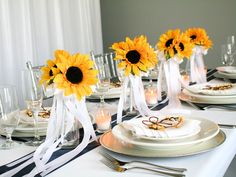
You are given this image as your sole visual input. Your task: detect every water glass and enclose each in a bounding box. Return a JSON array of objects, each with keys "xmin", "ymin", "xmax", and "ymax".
[
  {"xmin": 95, "ymin": 56, "xmax": 110, "ymax": 105},
  {"xmin": 221, "ymin": 44, "xmax": 234, "ymax": 66},
  {"xmin": 0, "ymin": 85, "xmax": 20, "ymax": 149},
  {"xmin": 21, "ymin": 69, "xmax": 43, "ymax": 146}
]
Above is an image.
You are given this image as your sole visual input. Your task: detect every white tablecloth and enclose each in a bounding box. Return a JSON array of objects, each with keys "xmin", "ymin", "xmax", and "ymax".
[
  {"xmin": 1, "ymin": 76, "xmax": 236, "ymax": 177},
  {"xmin": 46, "ymin": 109, "xmax": 236, "ymax": 177}
]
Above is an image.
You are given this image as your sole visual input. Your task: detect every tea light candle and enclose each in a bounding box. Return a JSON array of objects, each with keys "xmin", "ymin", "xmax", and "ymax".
[
  {"xmin": 95, "ymin": 108, "xmax": 111, "ymax": 133},
  {"xmin": 181, "ymin": 74, "xmax": 190, "ymax": 86},
  {"xmin": 145, "ymin": 87, "xmax": 158, "ymax": 105}
]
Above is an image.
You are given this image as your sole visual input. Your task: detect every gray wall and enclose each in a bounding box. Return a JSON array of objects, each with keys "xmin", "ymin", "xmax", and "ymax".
[{"xmin": 100, "ymin": 0, "xmax": 236, "ymax": 68}]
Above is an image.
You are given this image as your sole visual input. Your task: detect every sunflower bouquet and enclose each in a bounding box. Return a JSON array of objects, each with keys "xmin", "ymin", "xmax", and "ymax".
[
  {"xmin": 29, "ymin": 50, "xmax": 98, "ymax": 176},
  {"xmin": 184, "ymin": 27, "xmax": 212, "ymax": 83},
  {"xmin": 156, "ymin": 29, "xmax": 193, "ymax": 108},
  {"xmin": 112, "ymin": 35, "xmax": 157, "ymax": 76},
  {"xmin": 112, "ymin": 35, "xmax": 158, "ymax": 122},
  {"xmin": 40, "ymin": 50, "xmax": 98, "ymax": 100}
]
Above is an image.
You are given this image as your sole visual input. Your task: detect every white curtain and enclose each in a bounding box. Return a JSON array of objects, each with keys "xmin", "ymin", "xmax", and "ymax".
[{"xmin": 0, "ymin": 0, "xmax": 103, "ymax": 106}]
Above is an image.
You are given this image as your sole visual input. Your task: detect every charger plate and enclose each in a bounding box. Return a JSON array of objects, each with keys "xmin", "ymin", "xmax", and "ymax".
[
  {"xmin": 111, "ymin": 117, "xmax": 219, "ymax": 149},
  {"xmin": 0, "ymin": 129, "xmax": 46, "ymax": 138},
  {"xmin": 99, "ymin": 130, "xmax": 225, "ymax": 157},
  {"xmin": 179, "ymin": 89, "xmax": 236, "ymax": 104}
]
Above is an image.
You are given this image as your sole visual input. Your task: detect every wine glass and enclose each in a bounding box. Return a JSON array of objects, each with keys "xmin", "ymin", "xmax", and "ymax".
[
  {"xmin": 0, "ymin": 85, "xmax": 20, "ymax": 149},
  {"xmin": 21, "ymin": 69, "xmax": 43, "ymax": 146},
  {"xmin": 95, "ymin": 56, "xmax": 111, "ymax": 105},
  {"xmin": 221, "ymin": 44, "xmax": 234, "ymax": 66},
  {"xmin": 227, "ymin": 35, "xmax": 235, "ymax": 64}
]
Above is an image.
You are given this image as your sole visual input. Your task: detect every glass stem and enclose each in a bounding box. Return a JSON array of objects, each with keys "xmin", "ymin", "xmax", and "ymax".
[
  {"xmin": 6, "ymin": 132, "xmax": 13, "ymax": 144},
  {"xmin": 33, "ymin": 111, "xmax": 40, "ymax": 141},
  {"xmin": 100, "ymin": 94, "xmax": 105, "ymax": 104}
]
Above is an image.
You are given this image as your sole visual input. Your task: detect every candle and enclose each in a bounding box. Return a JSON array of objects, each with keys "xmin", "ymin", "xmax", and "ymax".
[
  {"xmin": 181, "ymin": 74, "xmax": 190, "ymax": 86},
  {"xmin": 95, "ymin": 108, "xmax": 111, "ymax": 133},
  {"xmin": 145, "ymin": 87, "xmax": 158, "ymax": 105}
]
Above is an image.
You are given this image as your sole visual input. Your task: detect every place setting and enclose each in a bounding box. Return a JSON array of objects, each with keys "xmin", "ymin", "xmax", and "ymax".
[
  {"xmin": 180, "ymin": 82, "xmax": 236, "ymax": 104},
  {"xmin": 100, "ymin": 114, "xmax": 225, "ymax": 157}
]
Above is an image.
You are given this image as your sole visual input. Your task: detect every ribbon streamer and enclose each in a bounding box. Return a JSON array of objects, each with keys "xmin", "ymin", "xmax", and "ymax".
[
  {"xmin": 117, "ymin": 73, "xmax": 162, "ymax": 124},
  {"xmin": 3, "ymin": 90, "xmax": 96, "ymax": 177},
  {"xmin": 156, "ymin": 51, "xmax": 183, "ymax": 110},
  {"xmin": 190, "ymin": 46, "xmax": 208, "ymax": 84}
]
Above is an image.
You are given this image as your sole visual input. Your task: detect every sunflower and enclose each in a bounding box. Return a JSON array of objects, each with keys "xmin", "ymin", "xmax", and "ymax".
[
  {"xmin": 185, "ymin": 28, "xmax": 212, "ymax": 49},
  {"xmin": 157, "ymin": 29, "xmax": 181, "ymax": 59},
  {"xmin": 40, "ymin": 59, "xmax": 61, "ymax": 85},
  {"xmin": 111, "ymin": 35, "xmax": 157, "ymax": 76},
  {"xmin": 174, "ymin": 33, "xmax": 194, "ymax": 59},
  {"xmin": 53, "ymin": 52, "xmax": 98, "ymax": 100}
]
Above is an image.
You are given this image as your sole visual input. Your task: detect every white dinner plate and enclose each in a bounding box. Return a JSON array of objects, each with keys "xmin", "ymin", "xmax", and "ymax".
[
  {"xmin": 87, "ymin": 87, "xmax": 122, "ymax": 100},
  {"xmin": 180, "ymin": 89, "xmax": 236, "ymax": 104},
  {"xmin": 217, "ymin": 71, "xmax": 236, "ymax": 79},
  {"xmin": 185, "ymin": 83, "xmax": 236, "ymax": 96},
  {"xmin": 112, "ymin": 117, "xmax": 219, "ymax": 149},
  {"xmin": 100, "ymin": 130, "xmax": 225, "ymax": 157},
  {"xmin": 216, "ymin": 66, "xmax": 236, "ymax": 74}
]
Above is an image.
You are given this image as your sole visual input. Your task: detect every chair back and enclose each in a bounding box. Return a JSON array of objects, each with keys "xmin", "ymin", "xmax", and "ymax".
[{"xmin": 90, "ymin": 51, "xmax": 118, "ymax": 79}]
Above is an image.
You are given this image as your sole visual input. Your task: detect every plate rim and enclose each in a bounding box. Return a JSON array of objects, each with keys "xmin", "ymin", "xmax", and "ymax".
[
  {"xmin": 179, "ymin": 90, "xmax": 236, "ymax": 104},
  {"xmin": 112, "ymin": 117, "xmax": 219, "ymax": 148},
  {"xmin": 99, "ymin": 130, "xmax": 226, "ymax": 157}
]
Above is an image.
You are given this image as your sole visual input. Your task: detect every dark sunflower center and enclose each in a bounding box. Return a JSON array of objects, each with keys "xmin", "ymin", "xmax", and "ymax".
[
  {"xmin": 173, "ymin": 47, "xmax": 177, "ymax": 54},
  {"xmin": 165, "ymin": 39, "xmax": 174, "ymax": 48},
  {"xmin": 66, "ymin": 66, "xmax": 83, "ymax": 84},
  {"xmin": 179, "ymin": 42, "xmax": 184, "ymax": 51},
  {"xmin": 190, "ymin": 35, "xmax": 197, "ymax": 40},
  {"xmin": 126, "ymin": 50, "xmax": 141, "ymax": 64},
  {"xmin": 49, "ymin": 70, "xmax": 53, "ymax": 76}
]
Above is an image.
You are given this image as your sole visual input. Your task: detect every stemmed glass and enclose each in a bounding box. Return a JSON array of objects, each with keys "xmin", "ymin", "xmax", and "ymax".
[
  {"xmin": 221, "ymin": 44, "xmax": 234, "ymax": 66},
  {"xmin": 21, "ymin": 69, "xmax": 43, "ymax": 146},
  {"xmin": 95, "ymin": 56, "xmax": 111, "ymax": 105},
  {"xmin": 0, "ymin": 85, "xmax": 20, "ymax": 149}
]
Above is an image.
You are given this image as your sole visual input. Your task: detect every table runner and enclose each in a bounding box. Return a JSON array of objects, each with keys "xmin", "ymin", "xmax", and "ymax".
[{"xmin": 1, "ymin": 68, "xmax": 232, "ymax": 177}]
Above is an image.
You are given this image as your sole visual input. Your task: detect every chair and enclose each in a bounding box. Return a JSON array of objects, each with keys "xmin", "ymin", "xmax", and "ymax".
[{"xmin": 90, "ymin": 51, "xmax": 118, "ymax": 79}]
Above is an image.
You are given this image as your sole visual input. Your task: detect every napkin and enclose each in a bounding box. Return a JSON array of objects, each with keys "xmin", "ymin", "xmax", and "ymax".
[
  {"xmin": 18, "ymin": 109, "xmax": 49, "ymax": 126},
  {"xmin": 121, "ymin": 117, "xmax": 201, "ymax": 139}
]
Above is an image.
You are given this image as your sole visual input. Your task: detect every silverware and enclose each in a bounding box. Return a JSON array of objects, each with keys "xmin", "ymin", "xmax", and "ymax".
[
  {"xmin": 184, "ymin": 101, "xmax": 236, "ymax": 111},
  {"xmin": 101, "ymin": 158, "xmax": 185, "ymax": 177},
  {"xmin": 184, "ymin": 101, "xmax": 203, "ymax": 110},
  {"xmin": 218, "ymin": 124, "xmax": 236, "ymax": 129},
  {"xmin": 203, "ymin": 105, "xmax": 236, "ymax": 111},
  {"xmin": 100, "ymin": 151, "xmax": 187, "ymax": 172}
]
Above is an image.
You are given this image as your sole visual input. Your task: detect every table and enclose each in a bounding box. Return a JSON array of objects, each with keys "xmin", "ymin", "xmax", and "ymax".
[{"xmin": 1, "ymin": 76, "xmax": 236, "ymax": 177}]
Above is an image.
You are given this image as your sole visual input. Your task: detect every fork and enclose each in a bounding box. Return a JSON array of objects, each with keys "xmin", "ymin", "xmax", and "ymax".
[
  {"xmin": 101, "ymin": 158, "xmax": 185, "ymax": 177},
  {"xmin": 100, "ymin": 151, "xmax": 187, "ymax": 173}
]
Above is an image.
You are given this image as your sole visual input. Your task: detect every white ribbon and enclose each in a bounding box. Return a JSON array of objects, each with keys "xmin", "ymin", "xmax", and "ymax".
[
  {"xmin": 3, "ymin": 90, "xmax": 96, "ymax": 177},
  {"xmin": 164, "ymin": 59, "xmax": 182, "ymax": 108},
  {"xmin": 190, "ymin": 46, "xmax": 208, "ymax": 84},
  {"xmin": 116, "ymin": 77, "xmax": 129, "ymax": 123},
  {"xmin": 117, "ymin": 73, "xmax": 163, "ymax": 123}
]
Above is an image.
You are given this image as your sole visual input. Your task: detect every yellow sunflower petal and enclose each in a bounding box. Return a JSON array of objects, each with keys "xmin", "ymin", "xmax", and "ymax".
[{"xmin": 132, "ymin": 65, "xmax": 140, "ymax": 76}]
